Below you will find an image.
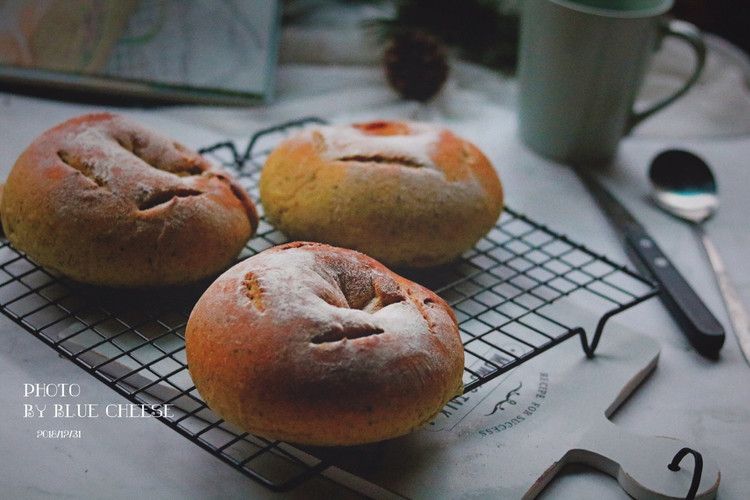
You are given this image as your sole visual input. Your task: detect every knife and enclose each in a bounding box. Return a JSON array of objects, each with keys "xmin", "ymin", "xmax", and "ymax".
[{"xmin": 574, "ymin": 167, "xmax": 725, "ymax": 357}]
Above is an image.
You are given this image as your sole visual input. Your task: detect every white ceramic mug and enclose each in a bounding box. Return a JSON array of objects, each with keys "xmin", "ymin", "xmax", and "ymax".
[{"xmin": 517, "ymin": 0, "xmax": 706, "ymax": 165}]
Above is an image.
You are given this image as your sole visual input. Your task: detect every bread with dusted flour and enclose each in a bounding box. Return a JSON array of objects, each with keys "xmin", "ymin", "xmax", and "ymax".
[
  {"xmin": 259, "ymin": 120, "xmax": 504, "ymax": 268},
  {"xmin": 0, "ymin": 113, "xmax": 259, "ymax": 287},
  {"xmin": 185, "ymin": 242, "xmax": 465, "ymax": 446}
]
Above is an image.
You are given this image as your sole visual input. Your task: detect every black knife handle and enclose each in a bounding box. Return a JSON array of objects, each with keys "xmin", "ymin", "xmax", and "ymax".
[{"xmin": 624, "ymin": 231, "xmax": 725, "ymax": 357}]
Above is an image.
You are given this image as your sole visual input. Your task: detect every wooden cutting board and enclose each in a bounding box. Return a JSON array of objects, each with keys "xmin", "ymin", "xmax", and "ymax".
[{"xmin": 321, "ymin": 323, "xmax": 720, "ymax": 499}]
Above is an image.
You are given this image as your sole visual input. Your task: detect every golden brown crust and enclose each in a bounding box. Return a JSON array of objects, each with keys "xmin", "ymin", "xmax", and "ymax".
[
  {"xmin": 0, "ymin": 113, "xmax": 259, "ymax": 287},
  {"xmin": 185, "ymin": 242, "xmax": 464, "ymax": 446},
  {"xmin": 259, "ymin": 120, "xmax": 504, "ymax": 268}
]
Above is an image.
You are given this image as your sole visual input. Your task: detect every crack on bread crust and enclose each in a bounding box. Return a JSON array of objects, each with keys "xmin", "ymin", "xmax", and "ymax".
[
  {"xmin": 412, "ymin": 291, "xmax": 441, "ymax": 336},
  {"xmin": 114, "ymin": 134, "xmax": 207, "ymax": 177},
  {"xmin": 57, "ymin": 150, "xmax": 106, "ymax": 187},
  {"xmin": 328, "ymin": 266, "xmax": 406, "ymax": 314},
  {"xmin": 336, "ymin": 154, "xmax": 424, "ymax": 168},
  {"xmin": 352, "ymin": 120, "xmax": 411, "ymax": 136},
  {"xmin": 137, "ymin": 188, "xmax": 203, "ymax": 211},
  {"xmin": 242, "ymin": 272, "xmax": 266, "ymax": 312},
  {"xmin": 310, "ymin": 325, "xmax": 385, "ymax": 344}
]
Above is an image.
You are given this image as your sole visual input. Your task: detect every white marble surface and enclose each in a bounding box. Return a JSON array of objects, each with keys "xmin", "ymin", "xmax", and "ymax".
[{"xmin": 2, "ymin": 4, "xmax": 750, "ymax": 498}]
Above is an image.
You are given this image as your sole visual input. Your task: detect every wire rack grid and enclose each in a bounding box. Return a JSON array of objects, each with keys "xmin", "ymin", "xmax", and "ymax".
[{"xmin": 0, "ymin": 117, "xmax": 658, "ymax": 492}]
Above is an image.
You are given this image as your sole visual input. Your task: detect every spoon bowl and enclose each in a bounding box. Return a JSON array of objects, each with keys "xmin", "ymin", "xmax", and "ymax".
[{"xmin": 649, "ymin": 149, "xmax": 718, "ymax": 224}]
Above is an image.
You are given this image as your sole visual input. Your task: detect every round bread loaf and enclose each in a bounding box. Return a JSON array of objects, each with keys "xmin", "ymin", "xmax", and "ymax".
[
  {"xmin": 259, "ymin": 120, "xmax": 504, "ymax": 269},
  {"xmin": 0, "ymin": 113, "xmax": 259, "ymax": 288},
  {"xmin": 185, "ymin": 241, "xmax": 464, "ymax": 446}
]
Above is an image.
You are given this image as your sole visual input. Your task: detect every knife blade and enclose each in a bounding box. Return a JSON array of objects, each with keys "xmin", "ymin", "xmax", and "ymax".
[{"xmin": 574, "ymin": 167, "xmax": 725, "ymax": 357}]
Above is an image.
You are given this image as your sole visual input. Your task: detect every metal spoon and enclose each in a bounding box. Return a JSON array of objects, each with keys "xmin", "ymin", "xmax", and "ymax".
[{"xmin": 649, "ymin": 149, "xmax": 750, "ymax": 364}]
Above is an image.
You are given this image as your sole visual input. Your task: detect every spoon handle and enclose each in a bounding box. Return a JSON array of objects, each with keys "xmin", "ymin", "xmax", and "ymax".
[{"xmin": 695, "ymin": 226, "xmax": 750, "ymax": 365}]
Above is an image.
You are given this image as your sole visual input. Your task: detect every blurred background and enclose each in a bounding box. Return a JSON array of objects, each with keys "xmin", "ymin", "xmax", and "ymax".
[
  {"xmin": 673, "ymin": 0, "xmax": 750, "ymax": 55},
  {"xmin": 1, "ymin": 0, "xmax": 747, "ymax": 106}
]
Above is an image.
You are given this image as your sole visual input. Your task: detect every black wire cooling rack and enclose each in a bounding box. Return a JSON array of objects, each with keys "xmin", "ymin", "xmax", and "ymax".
[{"xmin": 0, "ymin": 117, "xmax": 658, "ymax": 492}]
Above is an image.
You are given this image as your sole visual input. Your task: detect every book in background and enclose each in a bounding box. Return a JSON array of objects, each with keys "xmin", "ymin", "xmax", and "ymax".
[{"xmin": 0, "ymin": 0, "xmax": 281, "ymax": 105}]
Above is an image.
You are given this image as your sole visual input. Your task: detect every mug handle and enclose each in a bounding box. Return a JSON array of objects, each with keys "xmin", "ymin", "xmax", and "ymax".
[{"xmin": 625, "ymin": 19, "xmax": 707, "ymax": 134}]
